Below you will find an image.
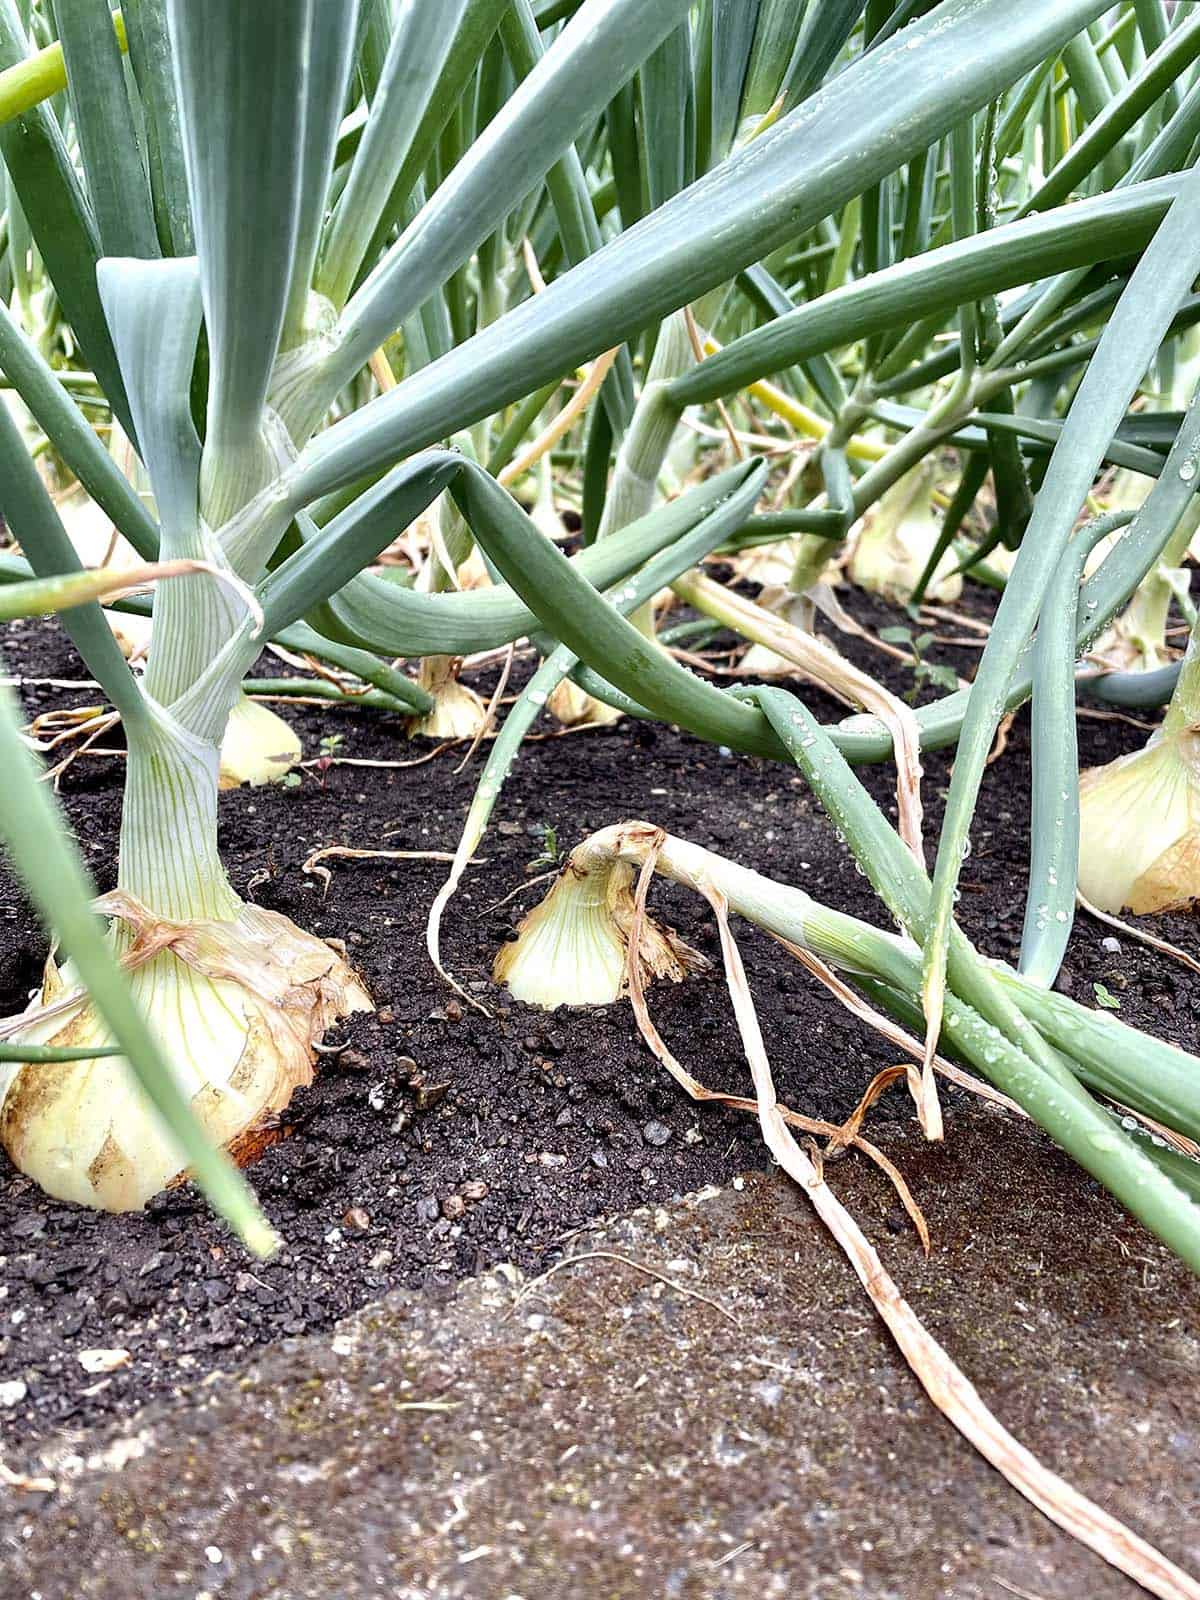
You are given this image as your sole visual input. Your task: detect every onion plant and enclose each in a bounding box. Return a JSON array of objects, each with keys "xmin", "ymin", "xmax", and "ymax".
[
  {"xmin": 0, "ymin": 0, "xmax": 746, "ymax": 1215},
  {"xmin": 0, "ymin": 0, "xmax": 1199, "ymax": 1283},
  {"xmin": 420, "ymin": 0, "xmax": 1200, "ymax": 1268}
]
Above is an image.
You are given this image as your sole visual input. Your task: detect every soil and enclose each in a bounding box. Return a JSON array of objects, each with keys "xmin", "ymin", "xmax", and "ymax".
[
  {"xmin": 1, "ymin": 588, "xmax": 1197, "ymax": 1452},
  {"xmin": 7, "ymin": 1153, "xmax": 1200, "ymax": 1600}
]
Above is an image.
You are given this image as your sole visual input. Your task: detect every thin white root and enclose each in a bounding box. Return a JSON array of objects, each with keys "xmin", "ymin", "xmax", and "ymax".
[{"xmin": 301, "ymin": 844, "xmax": 476, "ymax": 900}]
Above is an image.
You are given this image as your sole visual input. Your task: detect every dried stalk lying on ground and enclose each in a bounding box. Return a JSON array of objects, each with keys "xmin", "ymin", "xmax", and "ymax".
[{"xmin": 497, "ymin": 820, "xmax": 1200, "ymax": 1598}]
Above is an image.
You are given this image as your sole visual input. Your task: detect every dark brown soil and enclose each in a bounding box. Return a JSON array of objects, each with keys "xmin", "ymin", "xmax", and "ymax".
[{"xmin": 1, "ymin": 590, "xmax": 1197, "ymax": 1450}]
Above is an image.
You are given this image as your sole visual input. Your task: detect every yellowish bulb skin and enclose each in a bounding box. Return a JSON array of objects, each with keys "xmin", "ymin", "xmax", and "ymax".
[
  {"xmin": 1078, "ymin": 729, "xmax": 1200, "ymax": 915},
  {"xmin": 410, "ymin": 671, "xmax": 489, "ymax": 740},
  {"xmin": 218, "ymin": 692, "xmax": 302, "ymax": 789},
  {"xmin": 494, "ymin": 842, "xmax": 707, "ymax": 1009},
  {"xmin": 454, "ymin": 547, "xmax": 492, "ymax": 590},
  {"xmin": 0, "ymin": 899, "xmax": 371, "ymax": 1211},
  {"xmin": 545, "ymin": 675, "xmax": 623, "ymax": 729},
  {"xmin": 848, "ymin": 462, "xmax": 962, "ymax": 605}
]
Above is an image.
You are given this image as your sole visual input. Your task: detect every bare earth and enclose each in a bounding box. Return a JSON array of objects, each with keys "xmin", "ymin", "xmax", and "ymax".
[{"xmin": 4, "ymin": 1101, "xmax": 1198, "ymax": 1600}]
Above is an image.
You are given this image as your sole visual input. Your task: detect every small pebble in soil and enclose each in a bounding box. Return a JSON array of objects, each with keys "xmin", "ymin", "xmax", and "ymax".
[
  {"xmin": 415, "ymin": 1196, "xmax": 440, "ymax": 1224},
  {"xmin": 643, "ymin": 1120, "xmax": 672, "ymax": 1147},
  {"xmin": 342, "ymin": 1207, "xmax": 371, "ymax": 1231},
  {"xmin": 1101, "ymin": 936, "xmax": 1122, "ymax": 955},
  {"xmin": 77, "ymin": 1349, "xmax": 130, "ymax": 1374},
  {"xmin": 414, "ymin": 1080, "xmax": 450, "ymax": 1110}
]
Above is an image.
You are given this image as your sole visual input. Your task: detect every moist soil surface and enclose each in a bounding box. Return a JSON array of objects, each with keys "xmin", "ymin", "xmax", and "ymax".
[{"xmin": 0, "ymin": 591, "xmax": 1197, "ymax": 1455}]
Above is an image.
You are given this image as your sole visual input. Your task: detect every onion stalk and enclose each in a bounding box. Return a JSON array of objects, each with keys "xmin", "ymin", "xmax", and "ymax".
[{"xmin": 496, "ymin": 820, "xmax": 1200, "ymax": 1272}]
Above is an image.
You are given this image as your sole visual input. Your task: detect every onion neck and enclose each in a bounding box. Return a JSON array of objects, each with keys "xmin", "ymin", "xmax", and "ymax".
[
  {"xmin": 1164, "ymin": 633, "xmax": 1200, "ymax": 739},
  {"xmin": 118, "ymin": 713, "xmax": 242, "ymax": 925}
]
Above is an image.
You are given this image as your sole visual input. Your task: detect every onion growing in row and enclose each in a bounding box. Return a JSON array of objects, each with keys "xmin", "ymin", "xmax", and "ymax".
[
  {"xmin": 1079, "ymin": 627, "xmax": 1200, "ymax": 914},
  {"xmin": 0, "ymin": 0, "xmax": 726, "ymax": 1208}
]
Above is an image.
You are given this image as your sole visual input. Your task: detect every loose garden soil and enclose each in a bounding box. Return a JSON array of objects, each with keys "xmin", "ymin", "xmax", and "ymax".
[{"xmin": 1, "ymin": 588, "xmax": 1198, "ymax": 1453}]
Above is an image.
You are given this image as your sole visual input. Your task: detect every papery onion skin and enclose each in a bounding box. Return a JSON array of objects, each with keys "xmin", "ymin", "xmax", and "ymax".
[
  {"xmin": 0, "ymin": 901, "xmax": 370, "ymax": 1211},
  {"xmin": 218, "ymin": 691, "xmax": 302, "ymax": 788},
  {"xmin": 410, "ymin": 655, "xmax": 489, "ymax": 740},
  {"xmin": 1078, "ymin": 731, "xmax": 1200, "ymax": 915},
  {"xmin": 494, "ymin": 842, "xmax": 706, "ymax": 1010}
]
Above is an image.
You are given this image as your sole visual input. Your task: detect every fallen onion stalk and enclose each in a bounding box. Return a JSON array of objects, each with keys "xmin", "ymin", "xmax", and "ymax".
[
  {"xmin": 671, "ymin": 569, "xmax": 927, "ymax": 870},
  {"xmin": 691, "ymin": 878, "xmax": 1200, "ymax": 1600},
  {"xmin": 494, "ymin": 820, "xmax": 1200, "ymax": 1274}
]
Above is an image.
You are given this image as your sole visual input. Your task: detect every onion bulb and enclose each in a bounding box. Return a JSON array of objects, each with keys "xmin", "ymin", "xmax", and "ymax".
[
  {"xmin": 1078, "ymin": 727, "xmax": 1200, "ymax": 914},
  {"xmin": 410, "ymin": 654, "xmax": 488, "ymax": 739},
  {"xmin": 848, "ymin": 462, "xmax": 961, "ymax": 604},
  {"xmin": 546, "ymin": 674, "xmax": 623, "ymax": 728},
  {"xmin": 0, "ymin": 896, "xmax": 370, "ymax": 1210},
  {"xmin": 218, "ymin": 692, "xmax": 303, "ymax": 788},
  {"xmin": 1088, "ymin": 500, "xmax": 1199, "ymax": 675},
  {"xmin": 1079, "ymin": 632, "xmax": 1200, "ymax": 913},
  {"xmin": 494, "ymin": 834, "xmax": 706, "ymax": 1008}
]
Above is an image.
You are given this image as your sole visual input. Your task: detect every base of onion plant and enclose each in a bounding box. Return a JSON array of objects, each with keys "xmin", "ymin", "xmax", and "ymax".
[
  {"xmin": 527, "ymin": 454, "xmax": 564, "ymax": 542},
  {"xmin": 0, "ymin": 700, "xmax": 370, "ymax": 1211},
  {"xmin": 545, "ymin": 672, "xmax": 623, "ymax": 728},
  {"xmin": 1088, "ymin": 500, "xmax": 1199, "ymax": 675},
  {"xmin": 847, "ymin": 460, "xmax": 962, "ymax": 605},
  {"xmin": 54, "ymin": 478, "xmax": 303, "ymax": 786},
  {"xmin": 1078, "ymin": 629, "xmax": 1200, "ymax": 914},
  {"xmin": 734, "ymin": 537, "xmax": 829, "ymax": 676},
  {"xmin": 493, "ymin": 827, "xmax": 707, "ymax": 1006},
  {"xmin": 410, "ymin": 653, "xmax": 488, "ymax": 740}
]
